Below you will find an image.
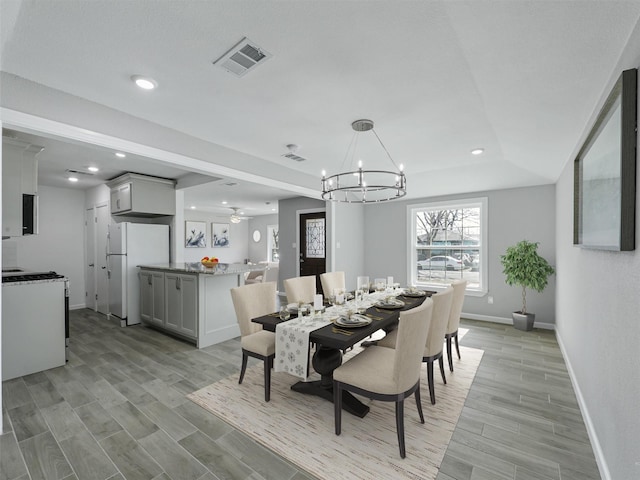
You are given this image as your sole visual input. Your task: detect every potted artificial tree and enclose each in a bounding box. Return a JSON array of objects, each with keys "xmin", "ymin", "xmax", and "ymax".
[{"xmin": 500, "ymin": 240, "xmax": 555, "ymax": 331}]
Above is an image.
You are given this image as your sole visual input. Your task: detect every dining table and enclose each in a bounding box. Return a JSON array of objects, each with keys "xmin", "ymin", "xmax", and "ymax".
[{"xmin": 252, "ymin": 290, "xmax": 433, "ymax": 418}]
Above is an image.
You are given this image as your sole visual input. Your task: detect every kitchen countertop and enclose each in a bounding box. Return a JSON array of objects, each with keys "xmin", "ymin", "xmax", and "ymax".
[
  {"xmin": 138, "ymin": 262, "xmax": 265, "ymax": 275},
  {"xmin": 2, "ymin": 277, "xmax": 67, "ymax": 287}
]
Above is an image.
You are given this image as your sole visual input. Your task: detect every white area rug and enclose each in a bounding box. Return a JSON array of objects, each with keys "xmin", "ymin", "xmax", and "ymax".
[{"xmin": 188, "ymin": 330, "xmax": 483, "ymax": 480}]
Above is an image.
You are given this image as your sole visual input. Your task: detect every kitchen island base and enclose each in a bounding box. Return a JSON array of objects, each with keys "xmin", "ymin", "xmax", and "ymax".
[{"xmin": 139, "ymin": 263, "xmax": 263, "ymax": 349}]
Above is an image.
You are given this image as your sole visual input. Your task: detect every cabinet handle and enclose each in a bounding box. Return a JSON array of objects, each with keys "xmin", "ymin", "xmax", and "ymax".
[
  {"xmin": 89, "ymin": 263, "xmax": 94, "ymax": 267},
  {"xmin": 148, "ymin": 276, "xmax": 153, "ymax": 285},
  {"xmin": 176, "ymin": 277, "xmax": 181, "ymax": 290},
  {"xmin": 117, "ymin": 199, "xmax": 120, "ymax": 209}
]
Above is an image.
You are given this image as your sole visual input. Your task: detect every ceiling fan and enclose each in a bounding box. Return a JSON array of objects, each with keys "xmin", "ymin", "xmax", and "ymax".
[{"xmin": 228, "ymin": 207, "xmax": 252, "ymax": 223}]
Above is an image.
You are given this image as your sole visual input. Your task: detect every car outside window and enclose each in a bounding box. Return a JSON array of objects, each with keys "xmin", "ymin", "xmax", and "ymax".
[{"xmin": 408, "ymin": 198, "xmax": 487, "ymax": 295}]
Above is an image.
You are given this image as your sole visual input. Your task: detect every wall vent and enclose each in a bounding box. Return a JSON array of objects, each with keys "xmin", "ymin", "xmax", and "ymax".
[{"xmin": 213, "ymin": 37, "xmax": 271, "ymax": 77}]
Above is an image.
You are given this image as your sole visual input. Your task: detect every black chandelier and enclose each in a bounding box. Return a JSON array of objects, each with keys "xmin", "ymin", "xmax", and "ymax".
[{"xmin": 321, "ymin": 119, "xmax": 406, "ymax": 203}]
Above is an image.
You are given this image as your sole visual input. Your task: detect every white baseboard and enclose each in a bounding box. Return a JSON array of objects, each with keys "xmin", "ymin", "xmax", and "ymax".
[
  {"xmin": 555, "ymin": 331, "xmax": 609, "ymax": 480},
  {"xmin": 462, "ymin": 312, "xmax": 555, "ymax": 330},
  {"xmin": 69, "ymin": 303, "xmax": 86, "ymax": 311}
]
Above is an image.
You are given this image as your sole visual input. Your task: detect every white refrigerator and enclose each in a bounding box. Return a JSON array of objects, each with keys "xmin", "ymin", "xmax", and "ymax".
[{"xmin": 107, "ymin": 222, "xmax": 169, "ymax": 326}]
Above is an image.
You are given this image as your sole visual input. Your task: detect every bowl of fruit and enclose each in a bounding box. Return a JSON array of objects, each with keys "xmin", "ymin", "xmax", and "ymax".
[{"xmin": 201, "ymin": 256, "xmax": 219, "ymax": 267}]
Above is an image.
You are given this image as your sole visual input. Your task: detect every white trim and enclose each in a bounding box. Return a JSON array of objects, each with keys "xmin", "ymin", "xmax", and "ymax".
[
  {"xmin": 295, "ymin": 208, "xmax": 326, "ymax": 277},
  {"xmin": 1, "ymin": 108, "xmax": 320, "ymax": 199},
  {"xmin": 407, "ymin": 197, "xmax": 488, "ymax": 294},
  {"xmin": 328, "ymin": 202, "xmax": 336, "ymax": 272},
  {"xmin": 463, "ymin": 312, "xmax": 555, "ymax": 330},
  {"xmin": 267, "ymin": 224, "xmax": 278, "ymax": 263},
  {"xmin": 555, "ymin": 331, "xmax": 609, "ymax": 480}
]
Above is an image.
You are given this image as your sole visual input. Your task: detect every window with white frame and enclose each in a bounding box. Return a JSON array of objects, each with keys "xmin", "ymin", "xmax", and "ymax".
[{"xmin": 408, "ymin": 198, "xmax": 487, "ymax": 294}]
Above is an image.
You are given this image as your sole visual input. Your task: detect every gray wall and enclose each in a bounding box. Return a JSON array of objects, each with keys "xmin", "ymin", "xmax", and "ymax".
[
  {"xmin": 247, "ymin": 214, "xmax": 278, "ymax": 263},
  {"xmin": 362, "ymin": 185, "xmax": 557, "ymax": 325},
  {"xmin": 555, "ymin": 24, "xmax": 640, "ymax": 479},
  {"xmin": 278, "ymin": 196, "xmax": 325, "ymax": 292},
  {"xmin": 6, "ymin": 185, "xmax": 86, "ymax": 308},
  {"xmin": 328, "ymin": 202, "xmax": 365, "ymax": 291}
]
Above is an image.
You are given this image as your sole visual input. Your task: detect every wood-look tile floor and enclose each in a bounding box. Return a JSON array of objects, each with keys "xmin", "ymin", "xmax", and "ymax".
[{"xmin": 1, "ymin": 310, "xmax": 600, "ymax": 480}]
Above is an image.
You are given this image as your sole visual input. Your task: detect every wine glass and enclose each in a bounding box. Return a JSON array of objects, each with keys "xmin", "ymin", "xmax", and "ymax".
[
  {"xmin": 279, "ymin": 306, "xmax": 291, "ymax": 321},
  {"xmin": 357, "ymin": 276, "xmax": 370, "ymax": 296},
  {"xmin": 334, "ymin": 288, "xmax": 345, "ymax": 306}
]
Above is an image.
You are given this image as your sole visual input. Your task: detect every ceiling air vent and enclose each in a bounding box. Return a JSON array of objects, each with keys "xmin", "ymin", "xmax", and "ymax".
[
  {"xmin": 281, "ymin": 144, "xmax": 307, "ymax": 162},
  {"xmin": 66, "ymin": 169, "xmax": 96, "ymax": 176},
  {"xmin": 213, "ymin": 37, "xmax": 271, "ymax": 77},
  {"xmin": 281, "ymin": 152, "xmax": 307, "ymax": 162}
]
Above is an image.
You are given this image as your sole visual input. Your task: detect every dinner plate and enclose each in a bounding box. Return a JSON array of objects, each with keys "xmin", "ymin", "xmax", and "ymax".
[
  {"xmin": 334, "ymin": 315, "xmax": 372, "ymax": 328},
  {"xmin": 401, "ymin": 290, "xmax": 427, "ymax": 298},
  {"xmin": 375, "ymin": 299, "xmax": 405, "ymax": 309}
]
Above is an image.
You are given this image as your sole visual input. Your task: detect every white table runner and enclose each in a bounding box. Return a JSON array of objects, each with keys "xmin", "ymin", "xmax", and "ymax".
[
  {"xmin": 275, "ymin": 315, "xmax": 332, "ymax": 379},
  {"xmin": 274, "ymin": 291, "xmax": 401, "ymax": 380}
]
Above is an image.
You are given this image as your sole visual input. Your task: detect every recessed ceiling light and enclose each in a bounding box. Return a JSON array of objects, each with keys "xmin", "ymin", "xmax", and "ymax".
[
  {"xmin": 190, "ymin": 205, "xmax": 196, "ymax": 210},
  {"xmin": 271, "ymin": 208, "xmax": 276, "ymax": 212},
  {"xmin": 222, "ymin": 201, "xmax": 228, "ymax": 205},
  {"xmin": 115, "ymin": 152, "xmax": 126, "ymax": 158},
  {"xmin": 68, "ymin": 177, "xmax": 79, "ymax": 183},
  {"xmin": 88, "ymin": 166, "xmax": 99, "ymax": 172},
  {"xmin": 471, "ymin": 148, "xmax": 485, "ymax": 155},
  {"xmin": 131, "ymin": 75, "xmax": 157, "ymax": 90}
]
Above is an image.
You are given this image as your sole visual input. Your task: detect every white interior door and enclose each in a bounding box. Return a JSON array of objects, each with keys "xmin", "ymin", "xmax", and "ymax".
[
  {"xmin": 85, "ymin": 208, "xmax": 96, "ymax": 311},
  {"xmin": 96, "ymin": 204, "xmax": 110, "ymax": 314}
]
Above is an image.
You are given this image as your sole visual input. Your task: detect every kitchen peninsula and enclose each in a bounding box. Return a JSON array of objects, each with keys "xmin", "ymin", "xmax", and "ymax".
[{"xmin": 138, "ymin": 262, "xmax": 264, "ymax": 348}]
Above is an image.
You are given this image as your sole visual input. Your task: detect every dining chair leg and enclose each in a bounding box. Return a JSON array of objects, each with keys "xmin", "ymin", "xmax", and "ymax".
[
  {"xmin": 454, "ymin": 331, "xmax": 461, "ymax": 359},
  {"xmin": 395, "ymin": 399, "xmax": 406, "ymax": 459},
  {"xmin": 414, "ymin": 387, "xmax": 425, "ymax": 424},
  {"xmin": 446, "ymin": 336, "xmax": 454, "ymax": 372},
  {"xmin": 439, "ymin": 356, "xmax": 447, "ymax": 385},
  {"xmin": 264, "ymin": 356, "xmax": 272, "ymax": 402},
  {"xmin": 427, "ymin": 360, "xmax": 436, "ymax": 405},
  {"xmin": 334, "ymin": 382, "xmax": 342, "ymax": 435},
  {"xmin": 239, "ymin": 351, "xmax": 249, "ymax": 384}
]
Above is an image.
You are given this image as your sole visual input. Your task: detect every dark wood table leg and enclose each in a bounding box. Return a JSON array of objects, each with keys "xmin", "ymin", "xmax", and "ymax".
[{"xmin": 290, "ymin": 345, "xmax": 370, "ymax": 418}]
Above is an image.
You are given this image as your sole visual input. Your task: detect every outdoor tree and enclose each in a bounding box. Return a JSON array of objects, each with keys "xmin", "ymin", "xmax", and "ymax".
[{"xmin": 415, "ymin": 208, "xmax": 478, "ymax": 245}]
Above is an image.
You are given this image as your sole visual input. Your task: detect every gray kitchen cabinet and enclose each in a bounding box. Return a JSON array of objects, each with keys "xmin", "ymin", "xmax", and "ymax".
[
  {"xmin": 138, "ymin": 265, "xmax": 248, "ymax": 348},
  {"xmin": 107, "ymin": 173, "xmax": 176, "ymax": 217},
  {"xmin": 164, "ymin": 273, "xmax": 198, "ymax": 338},
  {"xmin": 110, "ymin": 182, "xmax": 132, "ymax": 214},
  {"xmin": 139, "ymin": 270, "xmax": 165, "ymax": 328}
]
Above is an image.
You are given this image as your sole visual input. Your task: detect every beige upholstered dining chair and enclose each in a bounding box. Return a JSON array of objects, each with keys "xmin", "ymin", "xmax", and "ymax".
[
  {"xmin": 244, "ymin": 269, "xmax": 265, "ymax": 285},
  {"xmin": 445, "ymin": 279, "xmax": 467, "ymax": 372},
  {"xmin": 283, "ymin": 275, "xmax": 316, "ymax": 304},
  {"xmin": 230, "ymin": 281, "xmax": 277, "ymax": 402},
  {"xmin": 378, "ymin": 286, "xmax": 454, "ymax": 405},
  {"xmin": 333, "ymin": 297, "xmax": 434, "ymax": 458},
  {"xmin": 319, "ymin": 271, "xmax": 346, "ymax": 298}
]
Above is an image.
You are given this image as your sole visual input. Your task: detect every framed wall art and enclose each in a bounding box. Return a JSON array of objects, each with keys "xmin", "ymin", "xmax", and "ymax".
[
  {"xmin": 185, "ymin": 221, "xmax": 207, "ymax": 248},
  {"xmin": 212, "ymin": 223, "xmax": 230, "ymax": 247},
  {"xmin": 574, "ymin": 68, "xmax": 637, "ymax": 251}
]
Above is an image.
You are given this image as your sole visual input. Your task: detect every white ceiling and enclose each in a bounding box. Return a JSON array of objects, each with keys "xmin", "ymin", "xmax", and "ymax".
[{"xmin": 2, "ymin": 0, "xmax": 640, "ymax": 210}]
